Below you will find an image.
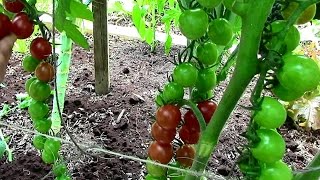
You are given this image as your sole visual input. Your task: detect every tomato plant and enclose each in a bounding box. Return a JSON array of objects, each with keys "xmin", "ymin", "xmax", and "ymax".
[
  {"xmin": 162, "ymin": 82, "xmax": 184, "ymax": 103},
  {"xmin": 179, "ymin": 9, "xmax": 208, "ymax": 40},
  {"xmin": 32, "ymin": 135, "xmax": 47, "ymax": 150},
  {"xmin": 35, "ymin": 62, "xmax": 55, "ymax": 82},
  {"xmin": 22, "ymin": 55, "xmax": 40, "ymax": 72},
  {"xmin": 151, "ymin": 122, "xmax": 176, "ymax": 144},
  {"xmin": 208, "ymin": 18, "xmax": 233, "ymax": 46},
  {"xmin": 173, "ymin": 63, "xmax": 198, "ymax": 87},
  {"xmin": 0, "ymin": 13, "xmax": 12, "ymax": 39},
  {"xmin": 175, "ymin": 145, "xmax": 196, "ymax": 167},
  {"xmin": 28, "ymin": 79, "xmax": 51, "ymax": 101},
  {"xmin": 44, "ymin": 138, "xmax": 62, "ymax": 154},
  {"xmin": 196, "ymin": 41, "xmax": 219, "ymax": 66},
  {"xmin": 30, "ymin": 37, "xmax": 52, "ymax": 60},
  {"xmin": 33, "ymin": 118, "xmax": 52, "ymax": 133},
  {"xmin": 272, "ymin": 84, "xmax": 304, "ymax": 102},
  {"xmin": 148, "ymin": 141, "xmax": 173, "ymax": 164},
  {"xmin": 196, "ymin": 0, "xmax": 222, "ymax": 8},
  {"xmin": 2, "ymin": 0, "xmax": 25, "ymax": 13},
  {"xmin": 195, "ymin": 68, "xmax": 217, "ymax": 92},
  {"xmin": 156, "ymin": 105, "xmax": 181, "ymax": 130},
  {"xmin": 28, "ymin": 100, "xmax": 49, "ymax": 119},
  {"xmin": 11, "ymin": 12, "xmax": 34, "ymax": 39}
]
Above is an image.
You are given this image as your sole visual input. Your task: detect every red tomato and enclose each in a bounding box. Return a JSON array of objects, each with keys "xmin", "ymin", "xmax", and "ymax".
[
  {"xmin": 176, "ymin": 145, "xmax": 196, "ymax": 167},
  {"xmin": 156, "ymin": 105, "xmax": 181, "ymax": 130},
  {"xmin": 197, "ymin": 100, "xmax": 217, "ymax": 123},
  {"xmin": 184, "ymin": 109, "xmax": 200, "ymax": 132},
  {"xmin": 35, "ymin": 62, "xmax": 55, "ymax": 82},
  {"xmin": 148, "ymin": 141, "xmax": 173, "ymax": 164},
  {"xmin": 3, "ymin": 0, "xmax": 24, "ymax": 13},
  {"xmin": 0, "ymin": 13, "xmax": 12, "ymax": 39},
  {"xmin": 30, "ymin": 37, "xmax": 52, "ymax": 60},
  {"xmin": 11, "ymin": 12, "xmax": 34, "ymax": 39},
  {"xmin": 151, "ymin": 122, "xmax": 176, "ymax": 144},
  {"xmin": 179, "ymin": 125, "xmax": 200, "ymax": 144}
]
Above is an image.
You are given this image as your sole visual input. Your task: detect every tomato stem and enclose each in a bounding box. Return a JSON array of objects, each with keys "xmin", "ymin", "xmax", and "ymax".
[
  {"xmin": 180, "ymin": 99, "xmax": 206, "ymax": 132},
  {"xmin": 185, "ymin": 1, "xmax": 276, "ymax": 179}
]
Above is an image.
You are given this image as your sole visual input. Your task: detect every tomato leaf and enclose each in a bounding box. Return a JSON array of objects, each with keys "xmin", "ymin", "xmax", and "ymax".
[
  {"xmin": 144, "ymin": 27, "xmax": 154, "ymax": 45},
  {"xmin": 165, "ymin": 34, "xmax": 172, "ymax": 54},
  {"xmin": 68, "ymin": 0, "xmax": 93, "ymax": 21},
  {"xmin": 63, "ymin": 21, "xmax": 90, "ymax": 49},
  {"xmin": 0, "ymin": 104, "xmax": 10, "ymax": 118}
]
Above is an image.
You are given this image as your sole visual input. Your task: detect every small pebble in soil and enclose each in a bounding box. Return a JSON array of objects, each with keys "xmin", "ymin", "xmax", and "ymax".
[{"xmin": 122, "ymin": 67, "xmax": 130, "ymax": 74}]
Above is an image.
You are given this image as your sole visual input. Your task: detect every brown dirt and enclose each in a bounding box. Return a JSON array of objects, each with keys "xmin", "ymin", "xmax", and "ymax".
[{"xmin": 0, "ymin": 34, "xmax": 319, "ymax": 180}]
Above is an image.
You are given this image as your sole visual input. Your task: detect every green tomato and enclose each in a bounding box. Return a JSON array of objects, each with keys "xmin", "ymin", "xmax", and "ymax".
[
  {"xmin": 277, "ymin": 54, "xmax": 320, "ymax": 93},
  {"xmin": 33, "ymin": 118, "xmax": 52, "ymax": 133},
  {"xmin": 196, "ymin": 0, "xmax": 222, "ymax": 8},
  {"xmin": 272, "ymin": 84, "xmax": 304, "ymax": 102},
  {"xmin": 253, "ymin": 97, "xmax": 287, "ymax": 129},
  {"xmin": 258, "ymin": 161, "xmax": 293, "ymax": 180},
  {"xmin": 29, "ymin": 79, "xmax": 51, "ymax": 102},
  {"xmin": 28, "ymin": 101, "xmax": 49, "ymax": 119},
  {"xmin": 162, "ymin": 82, "xmax": 184, "ymax": 103},
  {"xmin": 267, "ymin": 20, "xmax": 300, "ymax": 53},
  {"xmin": 146, "ymin": 157, "xmax": 167, "ymax": 177},
  {"xmin": 179, "ymin": 9, "xmax": 208, "ymax": 40},
  {"xmin": 22, "ymin": 55, "xmax": 40, "ymax": 73},
  {"xmin": 282, "ymin": 2, "xmax": 316, "ymax": 25},
  {"xmin": 208, "ymin": 18, "xmax": 233, "ymax": 46},
  {"xmin": 191, "ymin": 88, "xmax": 213, "ymax": 103},
  {"xmin": 25, "ymin": 77, "xmax": 37, "ymax": 94},
  {"xmin": 195, "ymin": 68, "xmax": 217, "ymax": 92},
  {"xmin": 0, "ymin": 140, "xmax": 6, "ymax": 158},
  {"xmin": 173, "ymin": 63, "xmax": 199, "ymax": 87},
  {"xmin": 196, "ymin": 42, "xmax": 219, "ymax": 66},
  {"xmin": 55, "ymin": 174, "xmax": 72, "ymax": 180},
  {"xmin": 32, "ymin": 135, "xmax": 47, "ymax": 150},
  {"xmin": 41, "ymin": 150, "xmax": 58, "ymax": 164},
  {"xmin": 145, "ymin": 174, "xmax": 166, "ymax": 180},
  {"xmin": 251, "ymin": 129, "xmax": 285, "ymax": 163},
  {"xmin": 44, "ymin": 138, "xmax": 62, "ymax": 155},
  {"xmin": 53, "ymin": 163, "xmax": 68, "ymax": 177}
]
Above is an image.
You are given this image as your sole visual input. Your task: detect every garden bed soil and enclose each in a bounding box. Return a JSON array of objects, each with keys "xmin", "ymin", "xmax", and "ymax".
[{"xmin": 0, "ymin": 34, "xmax": 319, "ymax": 180}]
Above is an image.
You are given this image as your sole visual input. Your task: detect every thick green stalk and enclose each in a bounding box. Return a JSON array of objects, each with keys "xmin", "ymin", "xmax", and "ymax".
[
  {"xmin": 51, "ymin": 32, "xmax": 73, "ymax": 134},
  {"xmin": 294, "ymin": 151, "xmax": 320, "ymax": 180},
  {"xmin": 185, "ymin": 1, "xmax": 275, "ymax": 179}
]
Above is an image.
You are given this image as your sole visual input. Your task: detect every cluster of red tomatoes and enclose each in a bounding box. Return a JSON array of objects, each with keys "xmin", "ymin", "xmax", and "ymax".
[{"xmin": 1, "ymin": 1, "xmax": 70, "ymax": 179}]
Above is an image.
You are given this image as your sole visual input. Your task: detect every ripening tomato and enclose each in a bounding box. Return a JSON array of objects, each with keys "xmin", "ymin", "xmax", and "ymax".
[
  {"xmin": 196, "ymin": 0, "xmax": 222, "ymax": 8},
  {"xmin": 258, "ymin": 161, "xmax": 293, "ymax": 180},
  {"xmin": 179, "ymin": 9, "xmax": 208, "ymax": 40},
  {"xmin": 184, "ymin": 110, "xmax": 200, "ymax": 132},
  {"xmin": 146, "ymin": 157, "xmax": 167, "ymax": 177},
  {"xmin": 148, "ymin": 141, "xmax": 173, "ymax": 164},
  {"xmin": 208, "ymin": 18, "xmax": 233, "ymax": 46},
  {"xmin": 0, "ymin": 13, "xmax": 12, "ymax": 39},
  {"xmin": 176, "ymin": 145, "xmax": 196, "ymax": 167},
  {"xmin": 53, "ymin": 163, "xmax": 68, "ymax": 177},
  {"xmin": 35, "ymin": 62, "xmax": 55, "ymax": 82},
  {"xmin": 179, "ymin": 125, "xmax": 200, "ymax": 144},
  {"xmin": 29, "ymin": 79, "xmax": 51, "ymax": 101},
  {"xmin": 44, "ymin": 138, "xmax": 61, "ymax": 155},
  {"xmin": 33, "ymin": 118, "xmax": 52, "ymax": 133},
  {"xmin": 251, "ymin": 129, "xmax": 285, "ymax": 163},
  {"xmin": 253, "ymin": 97, "xmax": 287, "ymax": 129},
  {"xmin": 196, "ymin": 41, "xmax": 219, "ymax": 66},
  {"xmin": 25, "ymin": 76, "xmax": 37, "ymax": 94},
  {"xmin": 156, "ymin": 105, "xmax": 181, "ymax": 130},
  {"xmin": 11, "ymin": 12, "xmax": 34, "ymax": 39},
  {"xmin": 151, "ymin": 122, "xmax": 176, "ymax": 144},
  {"xmin": 3, "ymin": 0, "xmax": 24, "ymax": 13},
  {"xmin": 282, "ymin": 2, "xmax": 316, "ymax": 25},
  {"xmin": 162, "ymin": 82, "xmax": 184, "ymax": 103},
  {"xmin": 22, "ymin": 56, "xmax": 40, "ymax": 73},
  {"xmin": 28, "ymin": 101, "xmax": 49, "ymax": 119},
  {"xmin": 30, "ymin": 37, "xmax": 52, "ymax": 60},
  {"xmin": 277, "ymin": 54, "xmax": 320, "ymax": 93},
  {"xmin": 197, "ymin": 100, "xmax": 217, "ymax": 123},
  {"xmin": 41, "ymin": 150, "xmax": 57, "ymax": 164},
  {"xmin": 173, "ymin": 63, "xmax": 198, "ymax": 87},
  {"xmin": 195, "ymin": 68, "xmax": 217, "ymax": 93},
  {"xmin": 272, "ymin": 84, "xmax": 304, "ymax": 102},
  {"xmin": 32, "ymin": 135, "xmax": 47, "ymax": 150}
]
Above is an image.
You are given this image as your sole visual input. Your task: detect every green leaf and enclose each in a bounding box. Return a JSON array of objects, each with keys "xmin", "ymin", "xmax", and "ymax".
[
  {"xmin": 157, "ymin": 0, "xmax": 166, "ymax": 14},
  {"xmin": 63, "ymin": 20, "xmax": 90, "ymax": 49},
  {"xmin": 132, "ymin": 4, "xmax": 142, "ymax": 29},
  {"xmin": 144, "ymin": 28, "xmax": 154, "ymax": 45},
  {"xmin": 0, "ymin": 104, "xmax": 10, "ymax": 118},
  {"xmin": 68, "ymin": 0, "xmax": 93, "ymax": 21},
  {"xmin": 138, "ymin": 18, "xmax": 147, "ymax": 39},
  {"xmin": 165, "ymin": 35, "xmax": 172, "ymax": 54},
  {"xmin": 18, "ymin": 98, "xmax": 32, "ymax": 109}
]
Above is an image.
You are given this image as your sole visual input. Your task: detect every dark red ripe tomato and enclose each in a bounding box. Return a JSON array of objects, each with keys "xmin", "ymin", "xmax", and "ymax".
[
  {"xmin": 148, "ymin": 141, "xmax": 173, "ymax": 164},
  {"xmin": 179, "ymin": 125, "xmax": 200, "ymax": 144},
  {"xmin": 11, "ymin": 12, "xmax": 34, "ymax": 39},
  {"xmin": 176, "ymin": 145, "xmax": 196, "ymax": 167},
  {"xmin": 156, "ymin": 105, "xmax": 181, "ymax": 130},
  {"xmin": 3, "ymin": 0, "xmax": 25, "ymax": 13},
  {"xmin": 0, "ymin": 13, "xmax": 12, "ymax": 39},
  {"xmin": 30, "ymin": 37, "xmax": 52, "ymax": 60},
  {"xmin": 197, "ymin": 100, "xmax": 217, "ymax": 123},
  {"xmin": 151, "ymin": 122, "xmax": 176, "ymax": 144},
  {"xmin": 35, "ymin": 62, "xmax": 55, "ymax": 82},
  {"xmin": 184, "ymin": 110, "xmax": 200, "ymax": 132}
]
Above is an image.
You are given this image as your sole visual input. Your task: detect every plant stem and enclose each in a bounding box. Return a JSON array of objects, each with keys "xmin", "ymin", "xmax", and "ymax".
[
  {"xmin": 185, "ymin": 1, "xmax": 275, "ymax": 179},
  {"xmin": 180, "ymin": 99, "xmax": 206, "ymax": 132}
]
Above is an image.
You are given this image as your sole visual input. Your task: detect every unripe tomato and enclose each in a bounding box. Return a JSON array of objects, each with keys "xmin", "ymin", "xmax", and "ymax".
[
  {"xmin": 0, "ymin": 13, "xmax": 12, "ymax": 39},
  {"xmin": 32, "ymin": 135, "xmax": 47, "ymax": 150},
  {"xmin": 146, "ymin": 157, "xmax": 167, "ymax": 177},
  {"xmin": 55, "ymin": 174, "xmax": 72, "ymax": 180},
  {"xmin": 162, "ymin": 82, "xmax": 184, "ymax": 103},
  {"xmin": 44, "ymin": 138, "xmax": 61, "ymax": 155},
  {"xmin": 196, "ymin": 0, "xmax": 222, "ymax": 8},
  {"xmin": 30, "ymin": 37, "xmax": 52, "ymax": 60},
  {"xmin": 176, "ymin": 145, "xmax": 196, "ymax": 167},
  {"xmin": 35, "ymin": 62, "xmax": 55, "ymax": 82},
  {"xmin": 173, "ymin": 63, "xmax": 198, "ymax": 87},
  {"xmin": 282, "ymin": 2, "xmax": 316, "ymax": 25},
  {"xmin": 29, "ymin": 79, "xmax": 51, "ymax": 101},
  {"xmin": 196, "ymin": 41, "xmax": 219, "ymax": 66},
  {"xmin": 272, "ymin": 84, "xmax": 304, "ymax": 102},
  {"xmin": 11, "ymin": 12, "xmax": 34, "ymax": 39},
  {"xmin": 25, "ymin": 76, "xmax": 37, "ymax": 94},
  {"xmin": 151, "ymin": 122, "xmax": 176, "ymax": 144},
  {"xmin": 179, "ymin": 125, "xmax": 200, "ymax": 144},
  {"xmin": 253, "ymin": 97, "xmax": 287, "ymax": 129},
  {"xmin": 148, "ymin": 141, "xmax": 173, "ymax": 164},
  {"xmin": 33, "ymin": 118, "xmax": 52, "ymax": 133},
  {"xmin": 179, "ymin": 9, "xmax": 208, "ymax": 40},
  {"xmin": 3, "ymin": 0, "xmax": 25, "ymax": 13},
  {"xmin": 277, "ymin": 54, "xmax": 320, "ymax": 93},
  {"xmin": 53, "ymin": 163, "xmax": 68, "ymax": 177},
  {"xmin": 28, "ymin": 101, "xmax": 49, "ymax": 119},
  {"xmin": 208, "ymin": 18, "xmax": 233, "ymax": 46},
  {"xmin": 22, "ymin": 56, "xmax": 40, "ymax": 73},
  {"xmin": 258, "ymin": 161, "xmax": 293, "ymax": 180},
  {"xmin": 156, "ymin": 105, "xmax": 181, "ymax": 130},
  {"xmin": 251, "ymin": 129, "xmax": 285, "ymax": 163},
  {"xmin": 41, "ymin": 150, "xmax": 57, "ymax": 164},
  {"xmin": 195, "ymin": 68, "xmax": 217, "ymax": 92}
]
